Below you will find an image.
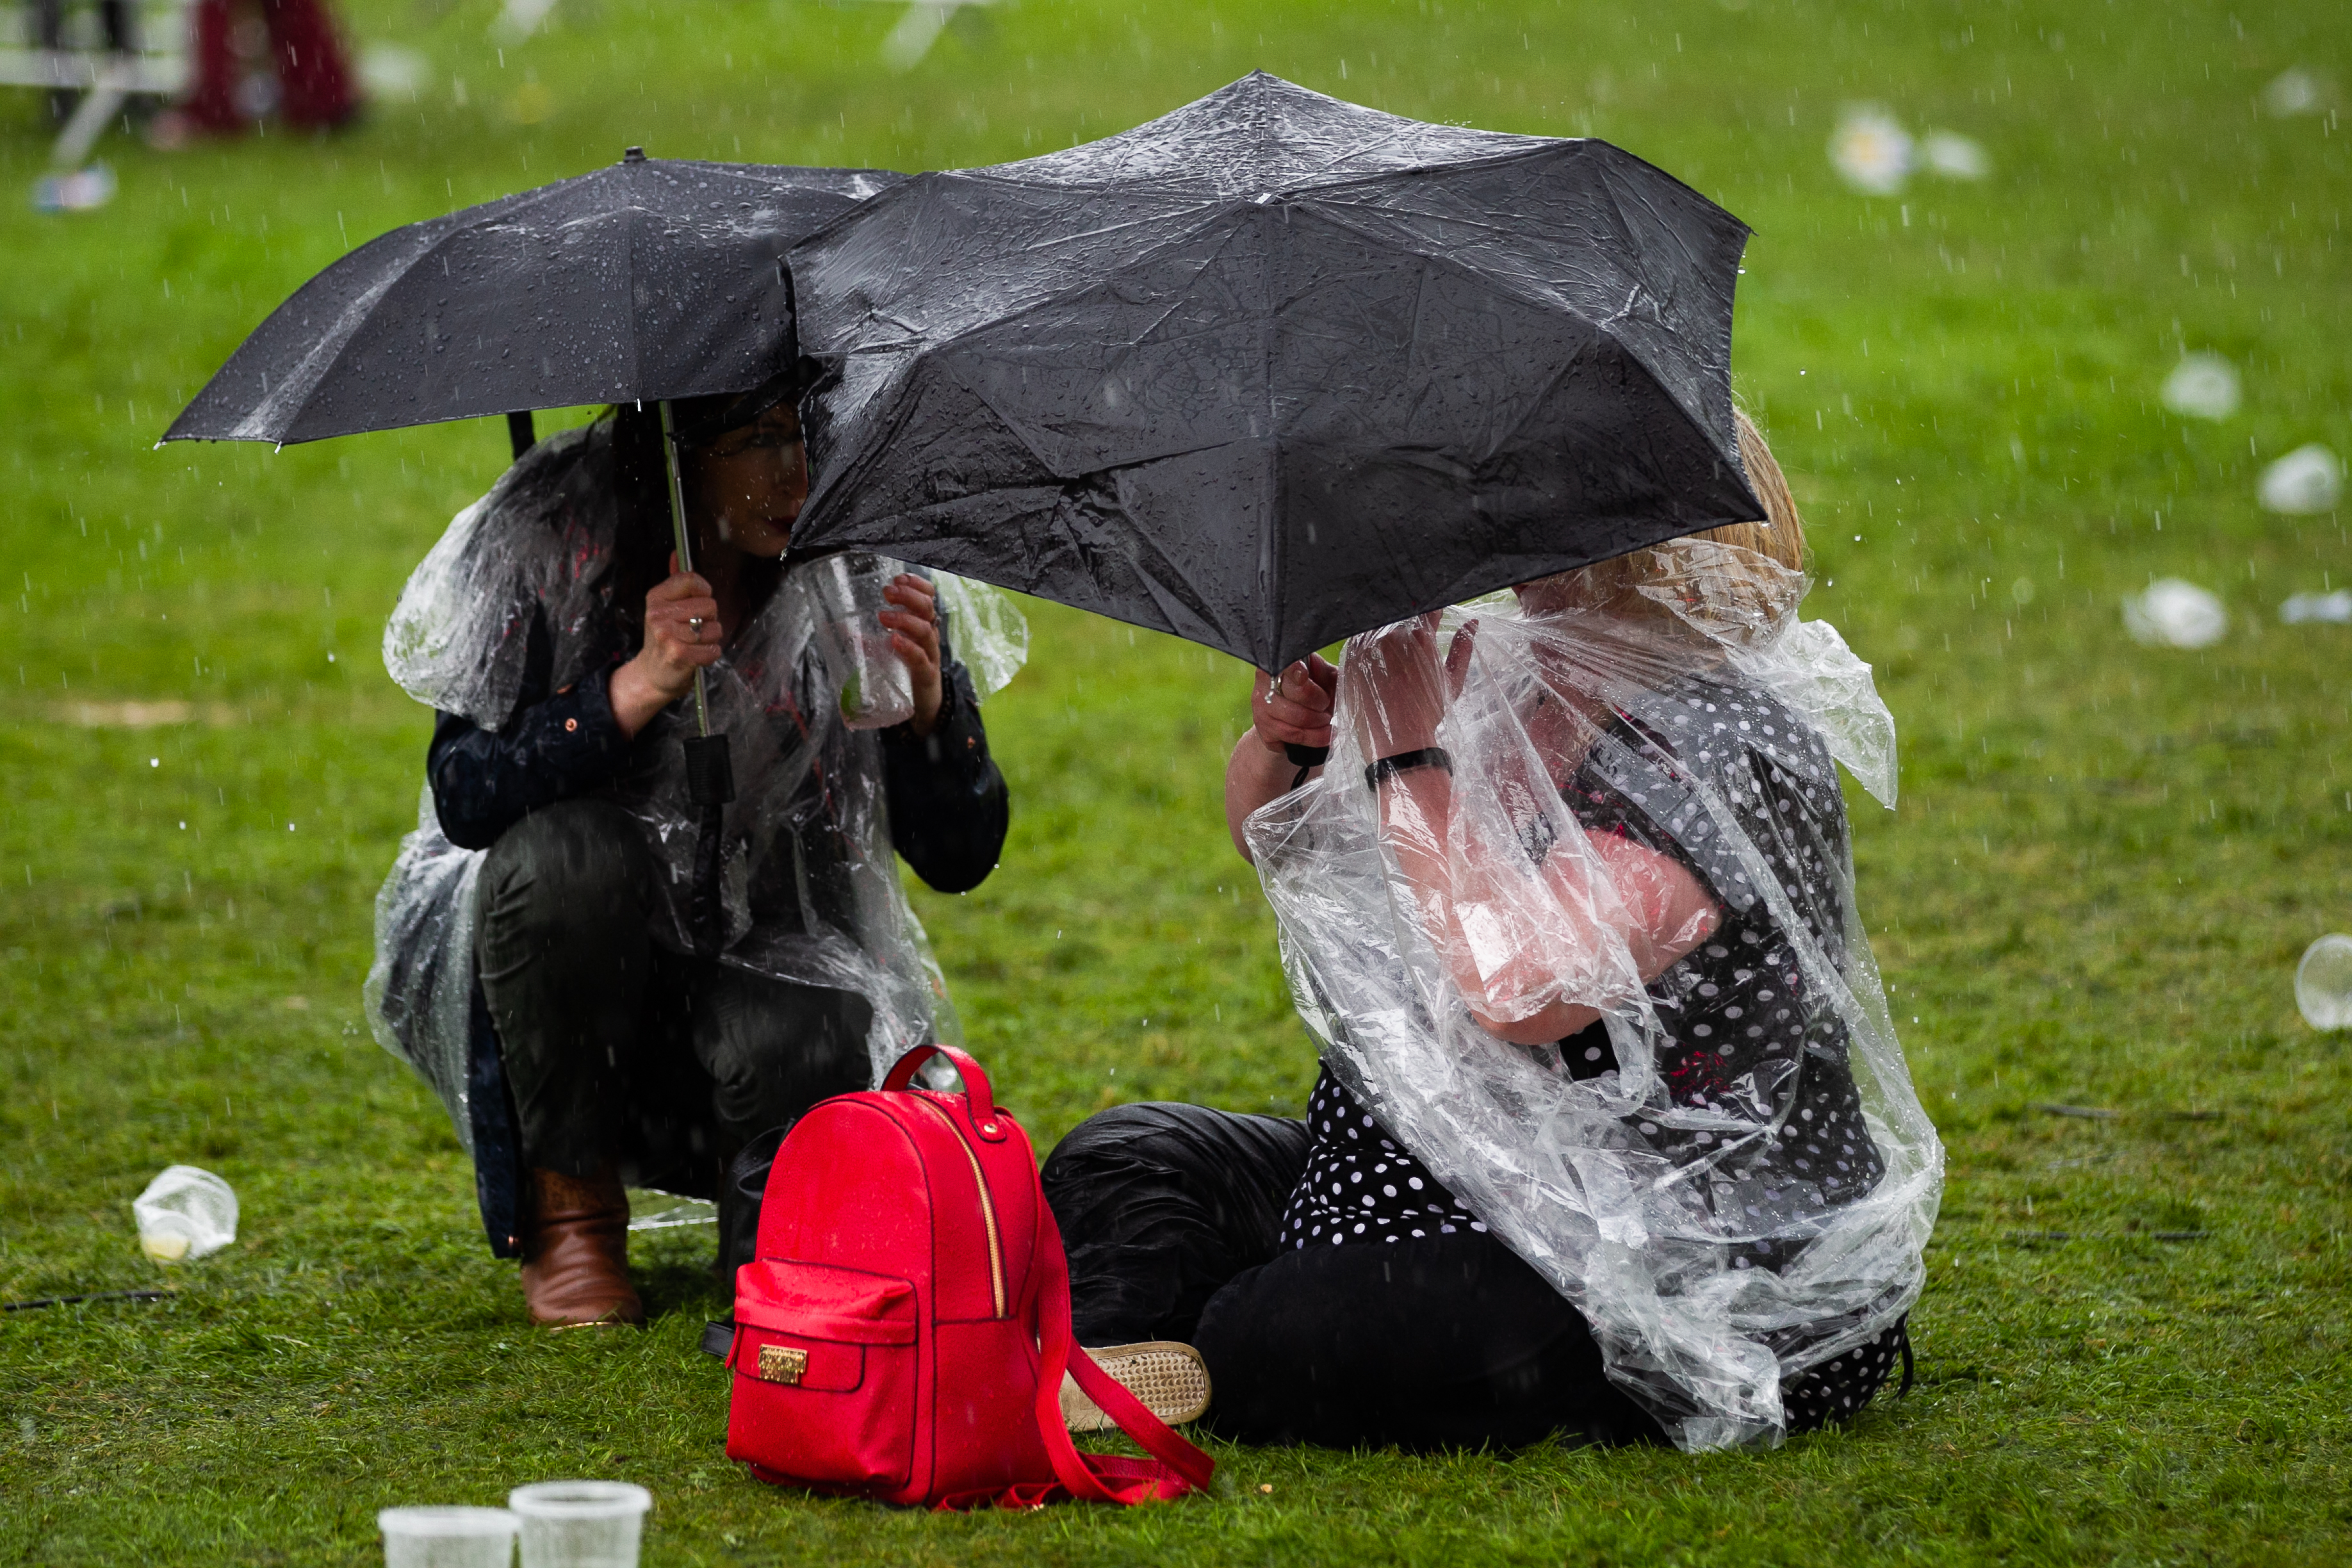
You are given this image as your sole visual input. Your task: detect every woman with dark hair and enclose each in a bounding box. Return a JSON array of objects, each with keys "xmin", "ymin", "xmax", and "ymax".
[
  {"xmin": 1044, "ymin": 413, "xmax": 1941, "ymax": 1451},
  {"xmin": 366, "ymin": 382, "xmax": 1024, "ymax": 1328}
]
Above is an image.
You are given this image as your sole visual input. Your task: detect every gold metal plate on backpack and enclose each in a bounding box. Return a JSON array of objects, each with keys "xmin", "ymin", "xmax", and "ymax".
[{"xmin": 758, "ymin": 1344, "xmax": 808, "ymax": 1385}]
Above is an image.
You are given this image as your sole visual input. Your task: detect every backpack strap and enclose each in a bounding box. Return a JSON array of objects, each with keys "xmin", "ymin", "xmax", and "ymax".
[{"xmin": 1028, "ymin": 1207, "xmax": 1215, "ymax": 1505}]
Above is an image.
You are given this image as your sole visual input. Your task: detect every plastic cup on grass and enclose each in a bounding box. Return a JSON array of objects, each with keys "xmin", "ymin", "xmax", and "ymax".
[
  {"xmin": 508, "ymin": 1482, "xmax": 651, "ymax": 1568},
  {"xmin": 132, "ymin": 1165, "xmax": 238, "ymax": 1264},
  {"xmin": 2294, "ymin": 935, "xmax": 2352, "ymax": 1031},
  {"xmin": 379, "ymin": 1507, "xmax": 518, "ymax": 1568}
]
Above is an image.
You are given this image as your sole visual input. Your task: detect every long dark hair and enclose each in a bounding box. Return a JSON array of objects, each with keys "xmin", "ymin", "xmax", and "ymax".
[{"xmin": 604, "ymin": 401, "xmax": 676, "ymax": 631}]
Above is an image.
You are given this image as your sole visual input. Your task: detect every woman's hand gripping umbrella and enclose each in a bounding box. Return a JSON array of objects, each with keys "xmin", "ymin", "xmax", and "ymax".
[{"xmin": 160, "ymin": 147, "xmax": 908, "ymax": 953}]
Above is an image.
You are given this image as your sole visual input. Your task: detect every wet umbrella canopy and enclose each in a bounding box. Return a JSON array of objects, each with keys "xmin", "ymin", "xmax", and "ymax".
[
  {"xmin": 788, "ymin": 72, "xmax": 1764, "ymax": 673},
  {"xmin": 163, "ymin": 151, "xmax": 903, "ymax": 447}
]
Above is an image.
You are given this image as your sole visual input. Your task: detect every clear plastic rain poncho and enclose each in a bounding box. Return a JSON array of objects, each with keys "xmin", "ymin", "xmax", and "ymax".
[
  {"xmin": 363, "ymin": 421, "xmax": 1027, "ymax": 1154},
  {"xmin": 1244, "ymin": 540, "xmax": 1940, "ymax": 1451}
]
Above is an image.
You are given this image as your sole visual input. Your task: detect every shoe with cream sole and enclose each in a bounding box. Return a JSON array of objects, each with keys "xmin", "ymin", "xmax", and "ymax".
[{"xmin": 1061, "ymin": 1341, "xmax": 1211, "ymax": 1432}]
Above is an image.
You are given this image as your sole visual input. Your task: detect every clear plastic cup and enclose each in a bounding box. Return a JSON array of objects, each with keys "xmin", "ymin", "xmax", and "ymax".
[
  {"xmin": 2295, "ymin": 934, "xmax": 2352, "ymax": 1030},
  {"xmin": 133, "ymin": 1165, "xmax": 239, "ymax": 1264},
  {"xmin": 379, "ymin": 1507, "xmax": 518, "ymax": 1568},
  {"xmin": 507, "ymin": 1482, "xmax": 651, "ymax": 1568},
  {"xmin": 813, "ymin": 553, "xmax": 917, "ymax": 731}
]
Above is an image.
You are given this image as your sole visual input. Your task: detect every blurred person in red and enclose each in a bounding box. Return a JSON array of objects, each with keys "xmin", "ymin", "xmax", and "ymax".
[{"xmin": 152, "ymin": 0, "xmax": 358, "ymax": 143}]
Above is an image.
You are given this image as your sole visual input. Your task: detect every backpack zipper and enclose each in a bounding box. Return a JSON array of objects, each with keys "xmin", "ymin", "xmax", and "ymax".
[{"xmin": 918, "ymin": 1098, "xmax": 1006, "ymax": 1318}]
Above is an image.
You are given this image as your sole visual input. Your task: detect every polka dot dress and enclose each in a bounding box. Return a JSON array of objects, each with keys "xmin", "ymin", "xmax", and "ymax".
[
  {"xmin": 1273, "ymin": 1072, "xmax": 1486, "ymax": 1247},
  {"xmin": 1784, "ymin": 1318, "xmax": 1910, "ymax": 1433},
  {"xmin": 1565, "ymin": 677, "xmax": 1886, "ymax": 1247}
]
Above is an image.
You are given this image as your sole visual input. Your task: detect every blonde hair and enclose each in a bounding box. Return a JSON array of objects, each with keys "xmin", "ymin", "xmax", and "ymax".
[{"xmin": 1528, "ymin": 407, "xmax": 1806, "ymax": 633}]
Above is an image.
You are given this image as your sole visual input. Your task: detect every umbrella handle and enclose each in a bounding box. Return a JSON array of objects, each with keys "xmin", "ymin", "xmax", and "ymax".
[
  {"xmin": 1283, "ymin": 741, "xmax": 1328, "ymax": 792},
  {"xmin": 658, "ymin": 401, "xmax": 712, "ymax": 739}
]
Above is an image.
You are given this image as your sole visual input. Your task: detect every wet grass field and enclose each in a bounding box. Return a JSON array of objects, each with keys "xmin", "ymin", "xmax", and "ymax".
[{"xmin": 3, "ymin": 0, "xmax": 2349, "ymax": 1562}]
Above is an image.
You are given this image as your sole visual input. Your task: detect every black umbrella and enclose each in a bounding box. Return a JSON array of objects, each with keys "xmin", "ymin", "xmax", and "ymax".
[
  {"xmin": 165, "ymin": 149, "xmax": 903, "ymax": 952},
  {"xmin": 788, "ymin": 72, "xmax": 1763, "ymax": 677},
  {"xmin": 165, "ymin": 149, "xmax": 901, "ymax": 452}
]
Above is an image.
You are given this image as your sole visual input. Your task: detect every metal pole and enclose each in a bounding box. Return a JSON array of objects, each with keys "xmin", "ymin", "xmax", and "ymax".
[{"xmin": 657, "ymin": 401, "xmax": 711, "ymax": 738}]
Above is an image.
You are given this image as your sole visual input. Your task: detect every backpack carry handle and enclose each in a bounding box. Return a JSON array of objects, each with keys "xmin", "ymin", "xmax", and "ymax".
[{"xmin": 880, "ymin": 1043, "xmax": 1007, "ymax": 1142}]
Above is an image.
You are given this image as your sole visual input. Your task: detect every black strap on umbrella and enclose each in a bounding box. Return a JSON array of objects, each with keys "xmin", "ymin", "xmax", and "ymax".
[
  {"xmin": 1284, "ymin": 741, "xmax": 1327, "ymax": 792},
  {"xmin": 660, "ymin": 402, "xmax": 734, "ymax": 957}
]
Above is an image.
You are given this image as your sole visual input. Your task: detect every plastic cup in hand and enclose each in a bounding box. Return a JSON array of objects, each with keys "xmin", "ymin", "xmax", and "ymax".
[
  {"xmin": 2295, "ymin": 935, "xmax": 2352, "ymax": 1031},
  {"xmin": 507, "ymin": 1482, "xmax": 650, "ymax": 1568},
  {"xmin": 814, "ymin": 553, "xmax": 916, "ymax": 731},
  {"xmin": 379, "ymin": 1507, "xmax": 518, "ymax": 1568}
]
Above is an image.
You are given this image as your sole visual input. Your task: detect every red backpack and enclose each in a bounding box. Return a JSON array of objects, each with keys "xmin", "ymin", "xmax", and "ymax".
[{"xmin": 724, "ymin": 1044, "xmax": 1215, "ymax": 1510}]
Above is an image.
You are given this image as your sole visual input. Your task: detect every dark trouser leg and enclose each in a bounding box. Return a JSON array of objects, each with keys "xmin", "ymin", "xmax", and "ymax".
[
  {"xmin": 474, "ymin": 799, "xmax": 655, "ymax": 1180},
  {"xmin": 1194, "ymin": 1231, "xmax": 1667, "ymax": 1452},
  {"xmin": 1040, "ymin": 1102, "xmax": 1311, "ymax": 1347},
  {"xmin": 686, "ymin": 965, "xmax": 874, "ymax": 1273}
]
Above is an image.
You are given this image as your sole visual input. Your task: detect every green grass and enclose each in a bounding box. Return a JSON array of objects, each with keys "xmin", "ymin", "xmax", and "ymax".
[{"xmin": 4, "ymin": 0, "xmax": 2351, "ymax": 1560}]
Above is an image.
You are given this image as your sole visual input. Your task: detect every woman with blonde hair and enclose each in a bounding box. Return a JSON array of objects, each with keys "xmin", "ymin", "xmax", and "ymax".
[{"xmin": 1044, "ymin": 412, "xmax": 1940, "ymax": 1452}]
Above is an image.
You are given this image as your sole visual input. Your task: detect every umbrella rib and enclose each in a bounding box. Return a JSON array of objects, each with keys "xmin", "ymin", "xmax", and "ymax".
[
  {"xmin": 219, "ymin": 229, "xmax": 449, "ymax": 441},
  {"xmin": 620, "ymin": 205, "xmax": 643, "ymax": 400}
]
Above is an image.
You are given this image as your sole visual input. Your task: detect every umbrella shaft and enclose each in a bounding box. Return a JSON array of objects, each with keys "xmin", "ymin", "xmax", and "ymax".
[{"xmin": 657, "ymin": 401, "xmax": 712, "ymax": 737}]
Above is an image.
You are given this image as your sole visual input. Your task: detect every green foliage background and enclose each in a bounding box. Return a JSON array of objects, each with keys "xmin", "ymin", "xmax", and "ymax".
[{"xmin": 3, "ymin": 0, "xmax": 2349, "ymax": 1561}]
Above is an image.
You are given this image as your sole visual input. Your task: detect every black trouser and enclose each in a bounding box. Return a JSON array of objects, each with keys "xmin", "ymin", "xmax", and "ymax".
[
  {"xmin": 474, "ymin": 799, "xmax": 871, "ymax": 1212},
  {"xmin": 1041, "ymin": 1102, "xmax": 1667, "ymax": 1452}
]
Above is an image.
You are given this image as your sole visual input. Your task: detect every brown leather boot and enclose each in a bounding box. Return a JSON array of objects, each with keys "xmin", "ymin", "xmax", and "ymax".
[{"xmin": 519, "ymin": 1168, "xmax": 644, "ymax": 1329}]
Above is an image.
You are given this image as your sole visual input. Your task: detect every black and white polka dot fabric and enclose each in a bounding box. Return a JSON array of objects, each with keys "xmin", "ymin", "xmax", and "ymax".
[
  {"xmin": 1569, "ymin": 676, "xmax": 1886, "ymax": 1250},
  {"xmin": 1783, "ymin": 1318, "xmax": 1909, "ymax": 1433},
  {"xmin": 1274, "ymin": 1072, "xmax": 1486, "ymax": 1247}
]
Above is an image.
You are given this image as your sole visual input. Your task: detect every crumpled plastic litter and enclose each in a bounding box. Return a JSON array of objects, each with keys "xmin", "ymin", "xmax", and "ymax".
[
  {"xmin": 2295, "ymin": 935, "xmax": 2352, "ymax": 1031},
  {"xmin": 1829, "ymin": 108, "xmax": 1987, "ymax": 193},
  {"xmin": 1243, "ymin": 539, "xmax": 1939, "ymax": 1451},
  {"xmin": 2279, "ymin": 590, "xmax": 2352, "ymax": 626},
  {"xmin": 1917, "ymin": 131, "xmax": 1990, "ymax": 181},
  {"xmin": 2123, "ymin": 579, "xmax": 2227, "ymax": 649},
  {"xmin": 133, "ymin": 1165, "xmax": 238, "ymax": 1263},
  {"xmin": 366, "ymin": 420, "xmax": 1028, "ymax": 1152},
  {"xmin": 30, "ymin": 164, "xmax": 115, "ymax": 215},
  {"xmin": 2262, "ymin": 67, "xmax": 2330, "ymax": 118},
  {"xmin": 2160, "ymin": 353, "xmax": 2241, "ymax": 422},
  {"xmin": 2258, "ymin": 445, "xmax": 2343, "ymax": 516},
  {"xmin": 1829, "ymin": 106, "xmax": 1912, "ymax": 194}
]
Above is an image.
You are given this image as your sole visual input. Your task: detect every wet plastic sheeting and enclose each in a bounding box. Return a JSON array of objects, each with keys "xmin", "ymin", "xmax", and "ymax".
[
  {"xmin": 1243, "ymin": 541, "xmax": 1940, "ymax": 1450},
  {"xmin": 789, "ymin": 72, "xmax": 1763, "ymax": 673},
  {"xmin": 363, "ymin": 425, "xmax": 1027, "ymax": 1147},
  {"xmin": 165, "ymin": 159, "xmax": 903, "ymax": 446}
]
